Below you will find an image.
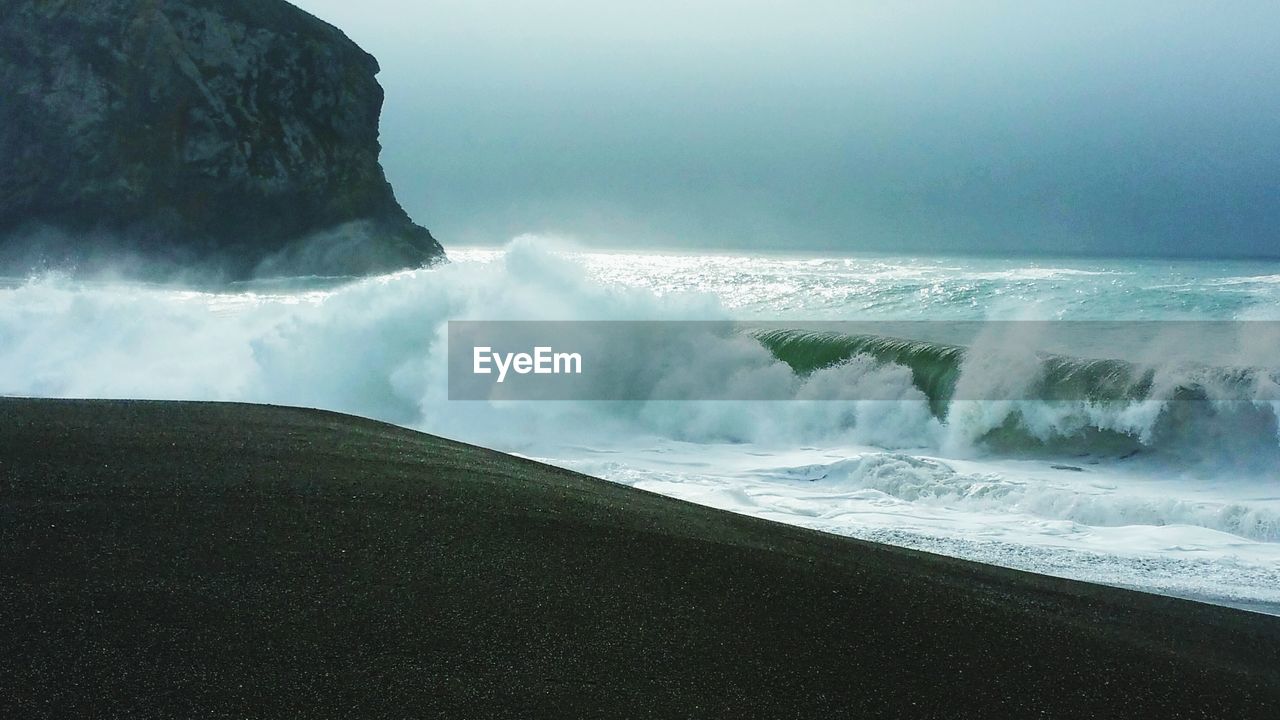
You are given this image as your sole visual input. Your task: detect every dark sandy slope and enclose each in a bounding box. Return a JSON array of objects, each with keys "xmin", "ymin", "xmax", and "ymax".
[{"xmin": 1, "ymin": 398, "xmax": 1277, "ymax": 719}]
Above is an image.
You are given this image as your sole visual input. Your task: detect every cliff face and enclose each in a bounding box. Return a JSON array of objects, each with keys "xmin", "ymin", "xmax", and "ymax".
[{"xmin": 0, "ymin": 0, "xmax": 444, "ymax": 278}]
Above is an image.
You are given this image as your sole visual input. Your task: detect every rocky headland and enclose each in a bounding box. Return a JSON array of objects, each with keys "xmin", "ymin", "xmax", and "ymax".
[{"xmin": 0, "ymin": 0, "xmax": 444, "ymax": 278}]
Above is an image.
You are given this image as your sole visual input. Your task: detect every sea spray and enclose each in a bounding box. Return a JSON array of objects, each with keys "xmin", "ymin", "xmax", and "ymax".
[{"xmin": 3, "ymin": 238, "xmax": 1279, "ymax": 609}]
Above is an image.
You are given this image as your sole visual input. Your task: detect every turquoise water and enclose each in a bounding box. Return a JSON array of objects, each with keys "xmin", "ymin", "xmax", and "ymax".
[
  {"xmin": 555, "ymin": 249, "xmax": 1280, "ymax": 321},
  {"xmin": 3, "ymin": 239, "xmax": 1278, "ymax": 612}
]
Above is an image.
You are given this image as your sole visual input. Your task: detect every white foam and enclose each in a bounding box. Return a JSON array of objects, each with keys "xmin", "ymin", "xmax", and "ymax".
[
  {"xmin": 539, "ymin": 440, "xmax": 1280, "ymax": 613},
  {"xmin": 3, "ymin": 239, "xmax": 1279, "ymax": 611}
]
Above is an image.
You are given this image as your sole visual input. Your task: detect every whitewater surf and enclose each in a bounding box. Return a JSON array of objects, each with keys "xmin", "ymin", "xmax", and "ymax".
[{"xmin": 3, "ymin": 238, "xmax": 1278, "ymax": 612}]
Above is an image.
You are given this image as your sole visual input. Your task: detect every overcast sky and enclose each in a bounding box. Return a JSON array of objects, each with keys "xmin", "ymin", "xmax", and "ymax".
[{"xmin": 291, "ymin": 1, "xmax": 1280, "ymax": 258}]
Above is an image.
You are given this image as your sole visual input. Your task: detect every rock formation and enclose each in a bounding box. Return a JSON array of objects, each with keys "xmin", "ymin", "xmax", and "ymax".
[{"xmin": 0, "ymin": 0, "xmax": 445, "ymax": 278}]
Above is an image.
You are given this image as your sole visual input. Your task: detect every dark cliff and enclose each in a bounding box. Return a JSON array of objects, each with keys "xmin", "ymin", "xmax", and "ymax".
[{"xmin": 0, "ymin": 0, "xmax": 445, "ymax": 278}]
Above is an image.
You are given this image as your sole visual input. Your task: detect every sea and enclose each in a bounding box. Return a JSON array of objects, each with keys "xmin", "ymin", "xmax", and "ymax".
[{"xmin": 4, "ymin": 236, "xmax": 1278, "ymax": 613}]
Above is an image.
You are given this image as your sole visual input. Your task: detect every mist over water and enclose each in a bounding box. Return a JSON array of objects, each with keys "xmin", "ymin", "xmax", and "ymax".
[{"xmin": 3, "ymin": 239, "xmax": 1279, "ymax": 611}]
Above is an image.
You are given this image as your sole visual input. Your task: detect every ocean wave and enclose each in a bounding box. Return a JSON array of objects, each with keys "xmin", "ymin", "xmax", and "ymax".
[
  {"xmin": 5, "ymin": 238, "xmax": 1278, "ymax": 608},
  {"xmin": 765, "ymin": 452, "xmax": 1280, "ymax": 542},
  {"xmin": 752, "ymin": 327, "xmax": 1280, "ymax": 464},
  {"xmin": 2, "ymin": 238, "xmax": 1277, "ymax": 471}
]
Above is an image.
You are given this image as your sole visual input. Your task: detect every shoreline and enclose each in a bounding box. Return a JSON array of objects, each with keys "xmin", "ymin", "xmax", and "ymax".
[{"xmin": 2, "ymin": 397, "xmax": 1277, "ymax": 717}]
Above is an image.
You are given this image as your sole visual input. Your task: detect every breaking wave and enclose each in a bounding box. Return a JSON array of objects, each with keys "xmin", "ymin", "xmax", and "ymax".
[
  {"xmin": 752, "ymin": 327, "xmax": 1280, "ymax": 466},
  {"xmin": 4, "ymin": 238, "xmax": 1279, "ymax": 609},
  {"xmin": 766, "ymin": 452, "xmax": 1280, "ymax": 542},
  {"xmin": 1, "ymin": 237, "xmax": 1276, "ymax": 471}
]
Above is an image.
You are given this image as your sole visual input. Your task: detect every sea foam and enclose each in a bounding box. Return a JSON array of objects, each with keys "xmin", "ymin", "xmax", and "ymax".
[{"xmin": 3, "ymin": 237, "xmax": 1278, "ymax": 610}]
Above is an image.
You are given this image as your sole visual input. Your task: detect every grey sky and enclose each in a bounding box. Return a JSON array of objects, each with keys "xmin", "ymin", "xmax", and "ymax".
[{"xmin": 291, "ymin": 1, "xmax": 1280, "ymax": 258}]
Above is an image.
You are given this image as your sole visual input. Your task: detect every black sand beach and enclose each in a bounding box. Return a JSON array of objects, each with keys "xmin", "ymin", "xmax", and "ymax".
[{"xmin": 2, "ymin": 398, "xmax": 1277, "ymax": 718}]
